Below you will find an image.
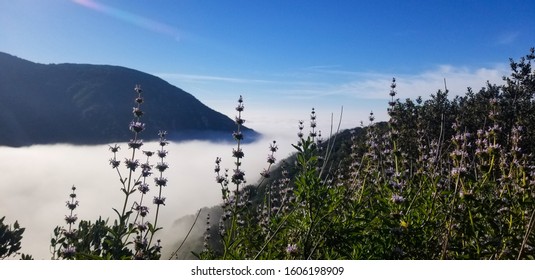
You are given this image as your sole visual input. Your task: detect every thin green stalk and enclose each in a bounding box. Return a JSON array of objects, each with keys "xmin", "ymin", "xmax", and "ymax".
[
  {"xmin": 121, "ymin": 145, "xmax": 137, "ymax": 218},
  {"xmin": 517, "ymin": 209, "xmax": 535, "ymax": 260},
  {"xmin": 169, "ymin": 209, "xmax": 202, "ymax": 260},
  {"xmin": 253, "ymin": 207, "xmax": 297, "ymax": 260}
]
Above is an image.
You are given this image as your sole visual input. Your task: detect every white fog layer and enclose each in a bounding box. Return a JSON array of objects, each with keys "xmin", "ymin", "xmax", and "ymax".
[{"xmin": 0, "ymin": 133, "xmax": 296, "ymax": 259}]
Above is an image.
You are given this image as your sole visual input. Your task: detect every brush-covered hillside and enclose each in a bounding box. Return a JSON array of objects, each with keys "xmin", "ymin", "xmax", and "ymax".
[{"xmin": 172, "ymin": 48, "xmax": 535, "ymax": 260}]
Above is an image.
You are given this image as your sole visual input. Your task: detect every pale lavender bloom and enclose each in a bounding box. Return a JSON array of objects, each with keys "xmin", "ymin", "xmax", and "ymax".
[
  {"xmin": 138, "ymin": 182, "xmax": 150, "ymax": 194},
  {"xmin": 129, "ymin": 121, "xmax": 145, "ymax": 133},
  {"xmin": 451, "ymin": 167, "xmax": 467, "ymax": 177},
  {"xmin": 154, "ymin": 177, "xmax": 168, "ymax": 187},
  {"xmin": 159, "ymin": 140, "xmax": 169, "ymax": 147},
  {"xmin": 143, "ymin": 151, "xmax": 154, "ymax": 157},
  {"xmin": 135, "ymin": 205, "xmax": 149, "ymax": 217},
  {"xmin": 236, "ymin": 96, "xmax": 244, "ymax": 112},
  {"xmin": 128, "ymin": 139, "xmax": 143, "ymax": 149},
  {"xmin": 157, "ymin": 150, "xmax": 168, "ymax": 158},
  {"xmin": 155, "ymin": 162, "xmax": 169, "ymax": 172},
  {"xmin": 109, "ymin": 159, "xmax": 120, "ymax": 169},
  {"xmin": 153, "ymin": 196, "xmax": 166, "ymax": 205},
  {"xmin": 141, "ymin": 164, "xmax": 152, "ymax": 177},
  {"xmin": 125, "ymin": 158, "xmax": 140, "ymax": 171},
  {"xmin": 232, "ymin": 148, "xmax": 244, "ymax": 159},
  {"xmin": 63, "ymin": 229, "xmax": 77, "ymax": 239},
  {"xmin": 232, "ymin": 169, "xmax": 245, "ymax": 183},
  {"xmin": 267, "ymin": 154, "xmax": 276, "ymax": 164},
  {"xmin": 235, "ymin": 116, "xmax": 245, "ymax": 125},
  {"xmin": 135, "ymin": 221, "xmax": 148, "ymax": 232},
  {"xmin": 65, "ymin": 214, "xmax": 78, "ymax": 224},
  {"xmin": 233, "ymin": 131, "xmax": 244, "ymax": 140},
  {"xmin": 216, "ymin": 175, "xmax": 227, "ymax": 184},
  {"xmin": 286, "ymin": 244, "xmax": 298, "ymax": 255},
  {"xmin": 391, "ymin": 194, "xmax": 405, "ymax": 204},
  {"xmin": 109, "ymin": 144, "xmax": 120, "ymax": 153},
  {"xmin": 133, "ymin": 107, "xmax": 143, "ymax": 117},
  {"xmin": 269, "ymin": 141, "xmax": 278, "ymax": 152},
  {"xmin": 158, "ymin": 130, "xmax": 168, "ymax": 138},
  {"xmin": 260, "ymin": 169, "xmax": 271, "ymax": 178},
  {"xmin": 66, "ymin": 200, "xmax": 79, "ymax": 210},
  {"xmin": 61, "ymin": 245, "xmax": 76, "ymax": 258}
]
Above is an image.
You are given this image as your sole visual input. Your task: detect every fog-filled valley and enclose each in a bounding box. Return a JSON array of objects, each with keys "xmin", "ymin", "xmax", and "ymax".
[{"xmin": 0, "ymin": 135, "xmax": 296, "ymax": 259}]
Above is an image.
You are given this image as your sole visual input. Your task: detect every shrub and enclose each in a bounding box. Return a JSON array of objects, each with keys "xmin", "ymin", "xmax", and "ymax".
[{"xmin": 202, "ymin": 48, "xmax": 535, "ymax": 260}]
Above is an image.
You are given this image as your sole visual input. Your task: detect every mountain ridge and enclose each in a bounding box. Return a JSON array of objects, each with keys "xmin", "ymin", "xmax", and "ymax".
[{"xmin": 0, "ymin": 52, "xmax": 258, "ymax": 147}]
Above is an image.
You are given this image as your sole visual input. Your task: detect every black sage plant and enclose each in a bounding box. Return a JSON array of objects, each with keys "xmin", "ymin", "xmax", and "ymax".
[
  {"xmin": 199, "ymin": 48, "xmax": 535, "ymax": 260},
  {"xmin": 51, "ymin": 85, "xmax": 169, "ymax": 260}
]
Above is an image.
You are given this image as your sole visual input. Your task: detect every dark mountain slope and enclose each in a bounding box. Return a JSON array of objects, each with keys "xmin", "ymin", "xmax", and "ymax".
[{"xmin": 0, "ymin": 52, "xmax": 258, "ymax": 146}]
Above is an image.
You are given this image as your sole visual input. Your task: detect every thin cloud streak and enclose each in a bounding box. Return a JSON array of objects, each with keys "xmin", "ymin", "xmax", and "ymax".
[
  {"xmin": 497, "ymin": 31, "xmax": 520, "ymax": 45},
  {"xmin": 72, "ymin": 0, "xmax": 181, "ymax": 41},
  {"xmin": 262, "ymin": 64, "xmax": 510, "ymax": 101},
  {"xmin": 156, "ymin": 73, "xmax": 275, "ymax": 84},
  {"xmin": 160, "ymin": 64, "xmax": 509, "ymax": 103}
]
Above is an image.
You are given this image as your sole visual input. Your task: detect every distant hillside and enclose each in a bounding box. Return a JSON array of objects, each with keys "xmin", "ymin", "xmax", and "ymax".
[
  {"xmin": 168, "ymin": 125, "xmax": 374, "ymax": 259},
  {"xmin": 0, "ymin": 52, "xmax": 258, "ymax": 146}
]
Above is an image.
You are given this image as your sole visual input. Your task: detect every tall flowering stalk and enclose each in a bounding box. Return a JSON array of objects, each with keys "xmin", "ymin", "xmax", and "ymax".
[
  {"xmin": 215, "ymin": 95, "xmax": 248, "ymax": 259},
  {"xmin": 209, "ymin": 96, "xmax": 287, "ymax": 259},
  {"xmin": 111, "ymin": 85, "xmax": 167, "ymax": 259},
  {"xmin": 106, "ymin": 85, "xmax": 151, "ymax": 258},
  {"xmin": 147, "ymin": 131, "xmax": 169, "ymax": 249},
  {"xmin": 122, "ymin": 85, "xmax": 146, "ymax": 216},
  {"xmin": 52, "ymin": 84, "xmax": 169, "ymax": 259},
  {"xmin": 51, "ymin": 186, "xmax": 79, "ymax": 259}
]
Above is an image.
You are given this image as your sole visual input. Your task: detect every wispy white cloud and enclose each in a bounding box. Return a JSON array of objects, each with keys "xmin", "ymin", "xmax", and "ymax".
[
  {"xmin": 72, "ymin": 0, "xmax": 181, "ymax": 41},
  {"xmin": 265, "ymin": 64, "xmax": 509, "ymax": 101},
  {"xmin": 155, "ymin": 64, "xmax": 511, "ymax": 134},
  {"xmin": 156, "ymin": 73, "xmax": 276, "ymax": 84},
  {"xmin": 496, "ymin": 31, "xmax": 520, "ymax": 45},
  {"xmin": 299, "ymin": 64, "xmax": 384, "ymax": 78},
  {"xmin": 161, "ymin": 63, "xmax": 509, "ymax": 102}
]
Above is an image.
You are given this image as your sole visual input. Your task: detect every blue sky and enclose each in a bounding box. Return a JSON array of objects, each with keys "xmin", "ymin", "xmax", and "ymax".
[{"xmin": 1, "ymin": 0, "xmax": 534, "ymax": 137}]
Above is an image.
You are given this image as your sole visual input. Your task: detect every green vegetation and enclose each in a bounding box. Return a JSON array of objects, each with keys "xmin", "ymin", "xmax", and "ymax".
[
  {"xmin": 200, "ymin": 48, "xmax": 535, "ymax": 259},
  {"xmin": 1, "ymin": 48, "xmax": 534, "ymax": 259},
  {"xmin": 0, "ymin": 216, "xmax": 32, "ymax": 259}
]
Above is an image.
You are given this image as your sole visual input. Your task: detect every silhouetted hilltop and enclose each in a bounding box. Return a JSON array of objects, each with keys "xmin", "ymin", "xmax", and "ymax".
[{"xmin": 0, "ymin": 52, "xmax": 258, "ymax": 146}]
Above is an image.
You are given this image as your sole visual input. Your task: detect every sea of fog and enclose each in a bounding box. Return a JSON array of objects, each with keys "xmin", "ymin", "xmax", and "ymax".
[
  {"xmin": 0, "ymin": 103, "xmax": 358, "ymax": 259},
  {"xmin": 0, "ymin": 133, "xmax": 298, "ymax": 259}
]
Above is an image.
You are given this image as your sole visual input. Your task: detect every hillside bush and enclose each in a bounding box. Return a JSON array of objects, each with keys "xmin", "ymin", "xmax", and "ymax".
[{"xmin": 202, "ymin": 48, "xmax": 535, "ymax": 260}]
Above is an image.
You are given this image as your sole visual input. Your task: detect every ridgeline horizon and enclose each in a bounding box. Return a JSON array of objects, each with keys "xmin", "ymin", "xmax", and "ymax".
[{"xmin": 0, "ymin": 51, "xmax": 259, "ymax": 147}]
